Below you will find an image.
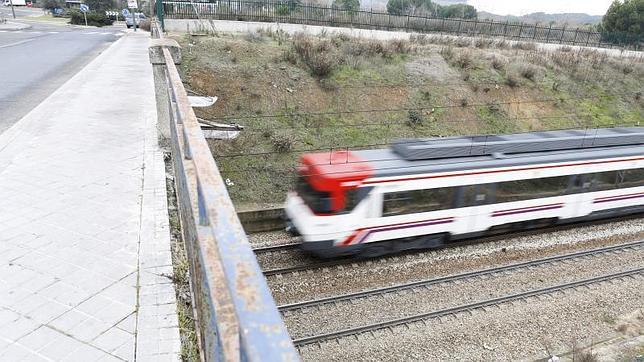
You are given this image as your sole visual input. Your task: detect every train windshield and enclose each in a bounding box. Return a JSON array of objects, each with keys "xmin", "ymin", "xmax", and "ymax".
[
  {"xmin": 296, "ymin": 176, "xmax": 370, "ymax": 214},
  {"xmin": 296, "ymin": 177, "xmax": 334, "ymax": 214}
]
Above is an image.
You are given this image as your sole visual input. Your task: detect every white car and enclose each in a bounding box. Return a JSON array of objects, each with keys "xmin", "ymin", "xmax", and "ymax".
[{"xmin": 125, "ymin": 12, "xmax": 146, "ymax": 28}]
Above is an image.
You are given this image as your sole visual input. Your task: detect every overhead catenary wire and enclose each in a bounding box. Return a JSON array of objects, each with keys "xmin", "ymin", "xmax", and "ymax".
[
  {"xmin": 201, "ymin": 92, "xmax": 641, "ymax": 124},
  {"xmin": 213, "ymin": 115, "xmax": 638, "ymax": 159}
]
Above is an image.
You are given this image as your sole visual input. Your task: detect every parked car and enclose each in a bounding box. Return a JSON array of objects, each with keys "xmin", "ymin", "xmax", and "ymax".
[
  {"xmin": 125, "ymin": 12, "xmax": 146, "ymax": 28},
  {"xmin": 3, "ymin": 0, "xmax": 27, "ymax": 6}
]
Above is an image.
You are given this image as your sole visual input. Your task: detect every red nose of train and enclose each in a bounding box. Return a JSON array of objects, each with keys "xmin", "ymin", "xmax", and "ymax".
[{"xmin": 299, "ymin": 151, "xmax": 373, "ymax": 212}]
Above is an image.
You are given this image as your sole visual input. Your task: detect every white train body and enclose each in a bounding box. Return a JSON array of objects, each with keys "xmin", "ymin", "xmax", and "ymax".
[{"xmin": 285, "ymin": 128, "xmax": 644, "ymax": 257}]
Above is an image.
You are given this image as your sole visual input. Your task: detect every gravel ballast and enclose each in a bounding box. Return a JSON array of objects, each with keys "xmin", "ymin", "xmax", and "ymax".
[
  {"xmin": 297, "ymin": 276, "xmax": 644, "ymax": 361},
  {"xmin": 283, "ymin": 247, "xmax": 644, "ymax": 339},
  {"xmin": 268, "ymin": 218, "xmax": 644, "ymax": 304}
]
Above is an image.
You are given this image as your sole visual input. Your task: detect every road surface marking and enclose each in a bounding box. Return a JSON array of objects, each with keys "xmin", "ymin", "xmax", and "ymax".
[
  {"xmin": 47, "ymin": 31, "xmax": 59, "ymax": 34},
  {"xmin": 0, "ymin": 38, "xmax": 35, "ymax": 49}
]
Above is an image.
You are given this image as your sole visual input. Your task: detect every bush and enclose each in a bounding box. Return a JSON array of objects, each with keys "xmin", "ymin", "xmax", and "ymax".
[
  {"xmin": 455, "ymin": 51, "xmax": 473, "ymax": 69},
  {"xmin": 69, "ymin": 10, "xmax": 113, "ymax": 27},
  {"xmin": 271, "ymin": 133, "xmax": 295, "ymax": 152},
  {"xmin": 139, "ymin": 19, "xmax": 151, "ymax": 31},
  {"xmin": 505, "ymin": 72, "xmax": 519, "ymax": 87},
  {"xmin": 407, "ymin": 110, "xmax": 423, "ymax": 126},
  {"xmin": 491, "ymin": 56, "xmax": 505, "ymax": 70},
  {"xmin": 519, "ymin": 64, "xmax": 538, "ymax": 81}
]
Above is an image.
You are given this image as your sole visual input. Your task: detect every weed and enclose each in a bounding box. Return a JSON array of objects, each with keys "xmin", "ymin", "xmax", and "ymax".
[
  {"xmin": 407, "ymin": 110, "xmax": 424, "ymax": 126},
  {"xmin": 491, "ymin": 56, "xmax": 505, "ymax": 70},
  {"xmin": 519, "ymin": 64, "xmax": 538, "ymax": 81},
  {"xmin": 244, "ymin": 31, "xmax": 263, "ymax": 42},
  {"xmin": 440, "ymin": 46, "xmax": 454, "ymax": 61},
  {"xmin": 460, "ymin": 98, "xmax": 469, "ymax": 107},
  {"xmin": 505, "ymin": 72, "xmax": 520, "ymax": 87},
  {"xmin": 512, "ymin": 41, "xmax": 537, "ymax": 51},
  {"xmin": 271, "ymin": 132, "xmax": 296, "ymax": 152},
  {"xmin": 455, "ymin": 51, "xmax": 474, "ymax": 69}
]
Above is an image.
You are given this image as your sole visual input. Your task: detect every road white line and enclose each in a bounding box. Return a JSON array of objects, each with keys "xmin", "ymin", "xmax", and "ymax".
[
  {"xmin": 0, "ymin": 30, "xmax": 6, "ymax": 33},
  {"xmin": 47, "ymin": 31, "xmax": 59, "ymax": 34},
  {"xmin": 84, "ymin": 31, "xmax": 99, "ymax": 34},
  {"xmin": 0, "ymin": 37, "xmax": 35, "ymax": 49}
]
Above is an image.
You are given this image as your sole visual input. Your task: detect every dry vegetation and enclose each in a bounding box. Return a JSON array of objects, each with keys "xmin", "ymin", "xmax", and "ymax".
[{"xmin": 175, "ymin": 30, "xmax": 644, "ymax": 208}]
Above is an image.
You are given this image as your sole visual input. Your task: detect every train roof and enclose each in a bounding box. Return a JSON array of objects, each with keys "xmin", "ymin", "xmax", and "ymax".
[{"xmin": 353, "ymin": 127, "xmax": 644, "ymax": 179}]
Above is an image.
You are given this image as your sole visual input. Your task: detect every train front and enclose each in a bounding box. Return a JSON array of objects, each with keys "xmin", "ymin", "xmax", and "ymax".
[{"xmin": 285, "ymin": 151, "xmax": 373, "ymax": 257}]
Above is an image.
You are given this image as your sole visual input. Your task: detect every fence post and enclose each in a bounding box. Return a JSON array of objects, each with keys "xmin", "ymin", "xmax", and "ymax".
[
  {"xmin": 573, "ymin": 28, "xmax": 579, "ymax": 45},
  {"xmin": 503, "ymin": 20, "xmax": 508, "ymax": 37},
  {"xmin": 405, "ymin": 14, "xmax": 409, "ymax": 31},
  {"xmin": 156, "ymin": 0, "xmax": 164, "ymax": 30},
  {"xmin": 532, "ymin": 23, "xmax": 538, "ymax": 40},
  {"xmin": 585, "ymin": 31, "xmax": 591, "ymax": 46},
  {"xmin": 560, "ymin": 25, "xmax": 566, "ymax": 43},
  {"xmin": 546, "ymin": 23, "xmax": 552, "ymax": 43},
  {"xmin": 457, "ymin": 18, "xmax": 462, "ymax": 34},
  {"xmin": 518, "ymin": 22, "xmax": 523, "ymax": 39}
]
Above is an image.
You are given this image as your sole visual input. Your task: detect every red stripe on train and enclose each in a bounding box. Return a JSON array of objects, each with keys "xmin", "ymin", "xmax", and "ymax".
[
  {"xmin": 593, "ymin": 192, "xmax": 644, "ymax": 204},
  {"xmin": 491, "ymin": 203, "xmax": 564, "ymax": 217}
]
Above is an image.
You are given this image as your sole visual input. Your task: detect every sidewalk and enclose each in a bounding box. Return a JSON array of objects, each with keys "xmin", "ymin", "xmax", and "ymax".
[{"xmin": 0, "ymin": 31, "xmax": 180, "ymax": 361}]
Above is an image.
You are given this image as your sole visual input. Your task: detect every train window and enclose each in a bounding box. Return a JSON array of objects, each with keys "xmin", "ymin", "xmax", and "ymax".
[
  {"xmin": 344, "ymin": 187, "xmax": 373, "ymax": 212},
  {"xmin": 496, "ymin": 176, "xmax": 569, "ymax": 203},
  {"xmin": 382, "ymin": 187, "xmax": 456, "ymax": 216},
  {"xmin": 591, "ymin": 171, "xmax": 620, "ymax": 191},
  {"xmin": 618, "ymin": 168, "xmax": 644, "ymax": 189},
  {"xmin": 296, "ymin": 177, "xmax": 333, "ymax": 214}
]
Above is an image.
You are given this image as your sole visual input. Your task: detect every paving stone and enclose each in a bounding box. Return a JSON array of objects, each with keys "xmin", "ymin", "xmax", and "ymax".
[{"xmin": 0, "ymin": 31, "xmax": 180, "ymax": 360}]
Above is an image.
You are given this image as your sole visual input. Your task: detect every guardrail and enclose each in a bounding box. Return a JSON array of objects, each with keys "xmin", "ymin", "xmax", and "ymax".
[
  {"xmin": 149, "ymin": 21, "xmax": 298, "ymax": 361},
  {"xmin": 159, "ymin": 0, "xmax": 643, "ymax": 50}
]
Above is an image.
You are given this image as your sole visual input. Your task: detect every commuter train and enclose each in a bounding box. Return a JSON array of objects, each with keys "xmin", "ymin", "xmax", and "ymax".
[{"xmin": 285, "ymin": 127, "xmax": 644, "ymax": 258}]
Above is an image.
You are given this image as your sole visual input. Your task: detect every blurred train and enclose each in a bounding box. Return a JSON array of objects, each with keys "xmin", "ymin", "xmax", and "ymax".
[{"xmin": 285, "ymin": 127, "xmax": 644, "ymax": 258}]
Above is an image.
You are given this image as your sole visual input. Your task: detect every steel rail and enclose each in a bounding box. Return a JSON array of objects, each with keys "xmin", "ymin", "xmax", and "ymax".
[
  {"xmin": 252, "ymin": 243, "xmax": 301, "ymax": 253},
  {"xmin": 279, "ymin": 239, "xmax": 644, "ymax": 312},
  {"xmin": 292, "ymin": 267, "xmax": 644, "ymax": 347}
]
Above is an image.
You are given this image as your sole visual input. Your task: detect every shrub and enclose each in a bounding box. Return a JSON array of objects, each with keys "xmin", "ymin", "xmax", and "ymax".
[
  {"xmin": 512, "ymin": 41, "xmax": 537, "ymax": 51},
  {"xmin": 139, "ymin": 19, "xmax": 151, "ymax": 31},
  {"xmin": 439, "ymin": 46, "xmax": 454, "ymax": 61},
  {"xmin": 491, "ymin": 56, "xmax": 505, "ymax": 70},
  {"xmin": 69, "ymin": 10, "xmax": 113, "ymax": 27},
  {"xmin": 271, "ymin": 133, "xmax": 295, "ymax": 152},
  {"xmin": 407, "ymin": 110, "xmax": 423, "ymax": 126},
  {"xmin": 455, "ymin": 51, "xmax": 473, "ymax": 69},
  {"xmin": 519, "ymin": 64, "xmax": 538, "ymax": 81},
  {"xmin": 505, "ymin": 72, "xmax": 519, "ymax": 87}
]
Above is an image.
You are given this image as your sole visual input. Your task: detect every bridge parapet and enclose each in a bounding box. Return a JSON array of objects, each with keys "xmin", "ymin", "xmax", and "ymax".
[{"xmin": 149, "ymin": 21, "xmax": 299, "ymax": 361}]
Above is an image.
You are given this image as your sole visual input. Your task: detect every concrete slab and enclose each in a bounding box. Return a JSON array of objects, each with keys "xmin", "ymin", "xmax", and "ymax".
[{"xmin": 0, "ymin": 31, "xmax": 180, "ymax": 361}]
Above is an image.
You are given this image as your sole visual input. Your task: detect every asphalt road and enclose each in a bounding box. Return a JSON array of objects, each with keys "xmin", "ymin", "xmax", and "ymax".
[{"xmin": 0, "ymin": 20, "xmax": 124, "ymax": 133}]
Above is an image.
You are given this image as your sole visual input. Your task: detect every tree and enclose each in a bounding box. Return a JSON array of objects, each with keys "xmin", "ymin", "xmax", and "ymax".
[
  {"xmin": 84, "ymin": 0, "xmax": 113, "ymax": 12},
  {"xmin": 386, "ymin": 0, "xmax": 437, "ymax": 16},
  {"xmin": 601, "ymin": 0, "xmax": 643, "ymax": 37},
  {"xmin": 332, "ymin": 0, "xmax": 359, "ymax": 12},
  {"xmin": 41, "ymin": 0, "xmax": 62, "ymax": 11},
  {"xmin": 438, "ymin": 4, "xmax": 477, "ymax": 19}
]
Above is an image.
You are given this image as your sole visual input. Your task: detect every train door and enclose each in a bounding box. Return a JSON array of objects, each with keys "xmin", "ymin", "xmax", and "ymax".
[
  {"xmin": 461, "ymin": 183, "xmax": 495, "ymax": 233},
  {"xmin": 567, "ymin": 174, "xmax": 593, "ymax": 218}
]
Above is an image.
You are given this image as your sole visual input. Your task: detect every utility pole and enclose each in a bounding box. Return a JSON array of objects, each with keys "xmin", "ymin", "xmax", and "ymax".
[{"xmin": 9, "ymin": 0, "xmax": 16, "ymax": 19}]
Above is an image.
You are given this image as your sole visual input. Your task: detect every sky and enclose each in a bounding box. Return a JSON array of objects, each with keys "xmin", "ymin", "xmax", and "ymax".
[{"xmin": 466, "ymin": 0, "xmax": 614, "ymax": 15}]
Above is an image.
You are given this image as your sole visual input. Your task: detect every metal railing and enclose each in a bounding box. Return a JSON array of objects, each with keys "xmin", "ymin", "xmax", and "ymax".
[
  {"xmin": 150, "ymin": 21, "xmax": 298, "ymax": 361},
  {"xmin": 160, "ymin": 0, "xmax": 642, "ymax": 49}
]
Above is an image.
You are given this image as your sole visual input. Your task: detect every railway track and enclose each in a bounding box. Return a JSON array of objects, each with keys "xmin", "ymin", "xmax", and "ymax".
[
  {"xmin": 257, "ymin": 214, "xmax": 644, "ymax": 276},
  {"xmin": 279, "ymin": 239, "xmax": 644, "ymax": 313},
  {"xmin": 291, "ymin": 266, "xmax": 644, "ymax": 347}
]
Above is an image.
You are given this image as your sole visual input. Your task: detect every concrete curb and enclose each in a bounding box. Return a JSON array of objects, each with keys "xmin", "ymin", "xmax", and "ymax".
[{"xmin": 0, "ymin": 21, "xmax": 32, "ymax": 31}]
